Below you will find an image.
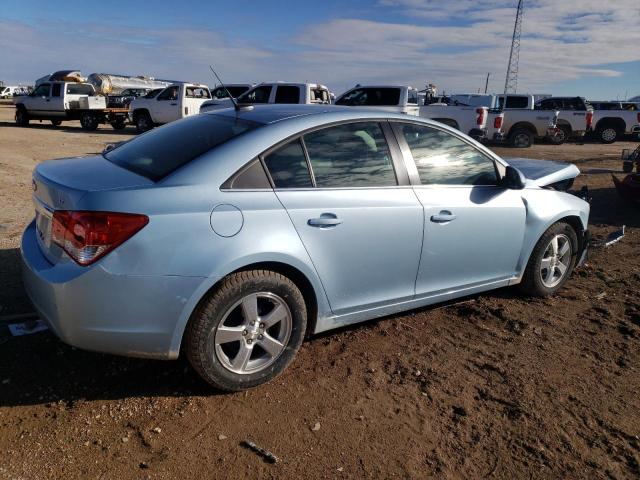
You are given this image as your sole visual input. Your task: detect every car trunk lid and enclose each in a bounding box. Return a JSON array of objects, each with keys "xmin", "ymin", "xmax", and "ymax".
[{"xmin": 32, "ymin": 155, "xmax": 152, "ymax": 264}]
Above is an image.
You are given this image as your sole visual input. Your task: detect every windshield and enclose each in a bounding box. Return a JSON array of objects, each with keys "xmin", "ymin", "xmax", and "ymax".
[{"xmin": 104, "ymin": 115, "xmax": 260, "ymax": 181}]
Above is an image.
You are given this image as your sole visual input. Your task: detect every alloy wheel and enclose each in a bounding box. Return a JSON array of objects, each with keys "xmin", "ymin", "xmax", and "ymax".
[
  {"xmin": 539, "ymin": 234, "xmax": 572, "ymax": 288},
  {"xmin": 214, "ymin": 292, "xmax": 292, "ymax": 374}
]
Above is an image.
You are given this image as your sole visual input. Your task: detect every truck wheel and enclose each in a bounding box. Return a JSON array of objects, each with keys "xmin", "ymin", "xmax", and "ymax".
[
  {"xmin": 185, "ymin": 270, "xmax": 307, "ymax": 391},
  {"xmin": 135, "ymin": 112, "xmax": 153, "ymax": 133},
  {"xmin": 597, "ymin": 126, "xmax": 618, "ymax": 144},
  {"xmin": 110, "ymin": 118, "xmax": 127, "ymax": 130},
  {"xmin": 509, "ymin": 129, "xmax": 534, "ymax": 148},
  {"xmin": 519, "ymin": 222, "xmax": 578, "ymax": 297},
  {"xmin": 80, "ymin": 112, "xmax": 99, "ymax": 131},
  {"xmin": 15, "ymin": 107, "xmax": 29, "ymax": 126},
  {"xmin": 50, "ymin": 120, "xmax": 62, "ymax": 127}
]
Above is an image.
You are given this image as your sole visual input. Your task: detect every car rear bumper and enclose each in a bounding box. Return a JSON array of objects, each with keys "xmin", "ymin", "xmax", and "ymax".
[
  {"xmin": 21, "ymin": 221, "xmax": 203, "ymax": 360},
  {"xmin": 468, "ymin": 128, "xmax": 488, "ymax": 141}
]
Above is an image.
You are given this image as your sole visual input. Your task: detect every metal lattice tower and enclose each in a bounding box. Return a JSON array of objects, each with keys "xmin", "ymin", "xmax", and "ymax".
[{"xmin": 504, "ymin": 0, "xmax": 524, "ymax": 94}]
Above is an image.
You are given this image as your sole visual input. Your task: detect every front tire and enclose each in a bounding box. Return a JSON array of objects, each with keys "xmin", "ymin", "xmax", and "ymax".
[
  {"xmin": 548, "ymin": 125, "xmax": 570, "ymax": 145},
  {"xmin": 50, "ymin": 120, "xmax": 62, "ymax": 127},
  {"xmin": 110, "ymin": 118, "xmax": 126, "ymax": 130},
  {"xmin": 519, "ymin": 222, "xmax": 578, "ymax": 297},
  {"xmin": 185, "ymin": 270, "xmax": 307, "ymax": 391},
  {"xmin": 134, "ymin": 111, "xmax": 153, "ymax": 133},
  {"xmin": 15, "ymin": 107, "xmax": 29, "ymax": 126}
]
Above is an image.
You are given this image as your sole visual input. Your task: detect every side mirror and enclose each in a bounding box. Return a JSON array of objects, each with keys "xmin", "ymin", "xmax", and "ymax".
[{"xmin": 501, "ymin": 165, "xmax": 526, "ymax": 190}]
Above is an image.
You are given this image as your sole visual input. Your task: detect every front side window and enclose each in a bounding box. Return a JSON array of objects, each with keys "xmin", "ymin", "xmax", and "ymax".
[
  {"xmin": 158, "ymin": 86, "xmax": 179, "ymax": 101},
  {"xmin": 51, "ymin": 84, "xmax": 62, "ymax": 97},
  {"xmin": 407, "ymin": 89, "xmax": 418, "ymax": 105},
  {"xmin": 310, "ymin": 88, "xmax": 329, "ymax": 104},
  {"xmin": 336, "ymin": 88, "xmax": 401, "ymax": 107},
  {"xmin": 274, "ymin": 86, "xmax": 301, "ymax": 104},
  {"xmin": 32, "ymin": 84, "xmax": 50, "ymax": 97},
  {"xmin": 263, "ymin": 140, "xmax": 313, "ymax": 188},
  {"xmin": 238, "ymin": 86, "xmax": 272, "ymax": 104},
  {"xmin": 398, "ymin": 123, "xmax": 498, "ymax": 186},
  {"xmin": 303, "ymin": 122, "xmax": 397, "ymax": 188},
  {"xmin": 105, "ymin": 115, "xmax": 259, "ymax": 181}
]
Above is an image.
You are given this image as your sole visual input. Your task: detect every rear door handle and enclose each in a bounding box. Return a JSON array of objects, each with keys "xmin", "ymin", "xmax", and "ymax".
[
  {"xmin": 308, "ymin": 213, "xmax": 342, "ymax": 228},
  {"xmin": 430, "ymin": 210, "xmax": 456, "ymax": 223}
]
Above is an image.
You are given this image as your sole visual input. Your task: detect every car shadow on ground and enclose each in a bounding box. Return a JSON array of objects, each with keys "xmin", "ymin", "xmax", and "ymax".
[
  {"xmin": 587, "ymin": 185, "xmax": 640, "ymax": 228},
  {"xmin": 0, "ymin": 121, "xmax": 137, "ymax": 135}
]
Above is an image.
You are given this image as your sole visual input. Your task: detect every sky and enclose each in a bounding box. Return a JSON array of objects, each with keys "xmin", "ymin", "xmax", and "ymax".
[{"xmin": 0, "ymin": 0, "xmax": 638, "ymax": 99}]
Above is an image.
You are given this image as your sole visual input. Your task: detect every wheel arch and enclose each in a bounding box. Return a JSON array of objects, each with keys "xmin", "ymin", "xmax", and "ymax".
[
  {"xmin": 508, "ymin": 122, "xmax": 536, "ymax": 137},
  {"xmin": 595, "ymin": 117, "xmax": 626, "ymax": 133},
  {"xmin": 170, "ymin": 258, "xmax": 324, "ymax": 358},
  {"xmin": 132, "ymin": 108, "xmax": 150, "ymax": 120},
  {"xmin": 515, "ymin": 210, "xmax": 587, "ymax": 284}
]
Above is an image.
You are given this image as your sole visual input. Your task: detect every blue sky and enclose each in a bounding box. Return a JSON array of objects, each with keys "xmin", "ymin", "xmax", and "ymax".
[{"xmin": 1, "ymin": 0, "xmax": 638, "ymax": 99}]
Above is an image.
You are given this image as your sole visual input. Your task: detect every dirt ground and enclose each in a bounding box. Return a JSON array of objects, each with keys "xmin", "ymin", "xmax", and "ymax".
[{"xmin": 0, "ymin": 102, "xmax": 639, "ymax": 479}]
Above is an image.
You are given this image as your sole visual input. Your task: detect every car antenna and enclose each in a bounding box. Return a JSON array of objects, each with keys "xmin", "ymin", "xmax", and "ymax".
[{"xmin": 209, "ymin": 65, "xmax": 240, "ymax": 111}]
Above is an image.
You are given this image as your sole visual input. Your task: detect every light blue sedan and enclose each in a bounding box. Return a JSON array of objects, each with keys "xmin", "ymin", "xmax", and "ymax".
[{"xmin": 21, "ymin": 105, "xmax": 590, "ymax": 391}]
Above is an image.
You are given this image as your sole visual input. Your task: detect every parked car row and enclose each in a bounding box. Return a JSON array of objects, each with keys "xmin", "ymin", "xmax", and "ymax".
[{"xmin": 11, "ymin": 76, "xmax": 640, "ymax": 146}]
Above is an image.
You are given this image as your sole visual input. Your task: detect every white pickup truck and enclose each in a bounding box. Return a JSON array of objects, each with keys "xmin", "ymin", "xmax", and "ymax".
[
  {"xmin": 129, "ymin": 82, "xmax": 211, "ymax": 132},
  {"xmin": 333, "ymin": 85, "xmax": 504, "ymax": 143},
  {"xmin": 445, "ymin": 93, "xmax": 564, "ymax": 146},
  {"xmin": 13, "ymin": 81, "xmax": 130, "ymax": 130},
  {"xmin": 588, "ymin": 101, "xmax": 640, "ymax": 143},
  {"xmin": 200, "ymin": 82, "xmax": 331, "ymax": 112}
]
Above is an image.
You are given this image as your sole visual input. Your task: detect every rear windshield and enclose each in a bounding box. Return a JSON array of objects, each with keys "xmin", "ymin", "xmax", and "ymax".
[
  {"xmin": 105, "ymin": 115, "xmax": 260, "ymax": 181},
  {"xmin": 66, "ymin": 83, "xmax": 95, "ymax": 95}
]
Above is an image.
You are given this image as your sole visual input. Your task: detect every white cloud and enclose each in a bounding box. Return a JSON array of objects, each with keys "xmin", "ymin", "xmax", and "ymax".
[{"xmin": 1, "ymin": 0, "xmax": 638, "ymax": 97}]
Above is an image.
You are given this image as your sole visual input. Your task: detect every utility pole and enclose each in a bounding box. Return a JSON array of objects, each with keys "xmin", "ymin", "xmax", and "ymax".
[
  {"xmin": 484, "ymin": 73, "xmax": 490, "ymax": 94},
  {"xmin": 504, "ymin": 0, "xmax": 524, "ymax": 94}
]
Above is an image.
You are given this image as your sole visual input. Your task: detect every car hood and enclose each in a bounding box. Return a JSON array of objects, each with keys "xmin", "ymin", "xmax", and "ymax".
[{"xmin": 506, "ymin": 158, "xmax": 580, "ymax": 188}]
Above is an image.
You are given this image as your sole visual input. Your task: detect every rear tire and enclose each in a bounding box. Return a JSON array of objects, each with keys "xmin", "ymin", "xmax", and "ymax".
[
  {"xmin": 185, "ymin": 270, "xmax": 307, "ymax": 391},
  {"xmin": 110, "ymin": 118, "xmax": 126, "ymax": 130},
  {"xmin": 519, "ymin": 222, "xmax": 578, "ymax": 297},
  {"xmin": 597, "ymin": 126, "xmax": 618, "ymax": 144},
  {"xmin": 15, "ymin": 107, "xmax": 29, "ymax": 126},
  {"xmin": 80, "ymin": 112, "xmax": 99, "ymax": 131},
  {"xmin": 509, "ymin": 128, "xmax": 534, "ymax": 148},
  {"xmin": 50, "ymin": 120, "xmax": 62, "ymax": 127}
]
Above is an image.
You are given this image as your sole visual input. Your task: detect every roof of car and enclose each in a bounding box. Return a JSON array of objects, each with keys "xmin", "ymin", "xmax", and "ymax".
[{"xmin": 207, "ymin": 104, "xmax": 419, "ymax": 125}]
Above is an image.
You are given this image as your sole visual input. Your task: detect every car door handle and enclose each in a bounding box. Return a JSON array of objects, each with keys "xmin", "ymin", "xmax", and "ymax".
[
  {"xmin": 308, "ymin": 213, "xmax": 342, "ymax": 228},
  {"xmin": 430, "ymin": 211, "xmax": 457, "ymax": 223}
]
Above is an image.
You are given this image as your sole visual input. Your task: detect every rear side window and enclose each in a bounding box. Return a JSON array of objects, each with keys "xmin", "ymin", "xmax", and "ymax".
[
  {"xmin": 263, "ymin": 140, "xmax": 313, "ymax": 188},
  {"xmin": 398, "ymin": 123, "xmax": 497, "ymax": 186},
  {"xmin": 505, "ymin": 96, "xmax": 529, "ymax": 109},
  {"xmin": 105, "ymin": 115, "xmax": 259, "ymax": 181},
  {"xmin": 222, "ymin": 159, "xmax": 271, "ymax": 189},
  {"xmin": 336, "ymin": 88, "xmax": 401, "ymax": 107},
  {"xmin": 303, "ymin": 122, "xmax": 397, "ymax": 187},
  {"xmin": 66, "ymin": 83, "xmax": 94, "ymax": 95},
  {"xmin": 238, "ymin": 86, "xmax": 272, "ymax": 104},
  {"xmin": 274, "ymin": 86, "xmax": 301, "ymax": 104},
  {"xmin": 185, "ymin": 87, "xmax": 211, "ymax": 98}
]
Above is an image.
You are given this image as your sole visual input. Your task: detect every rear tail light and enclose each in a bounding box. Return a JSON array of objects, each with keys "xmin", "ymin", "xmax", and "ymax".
[
  {"xmin": 586, "ymin": 111, "xmax": 593, "ymax": 129},
  {"xmin": 476, "ymin": 108, "xmax": 485, "ymax": 126},
  {"xmin": 493, "ymin": 115, "xmax": 503, "ymax": 130},
  {"xmin": 52, "ymin": 211, "xmax": 148, "ymax": 266}
]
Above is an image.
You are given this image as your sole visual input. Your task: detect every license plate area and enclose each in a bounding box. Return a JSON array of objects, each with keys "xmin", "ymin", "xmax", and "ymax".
[{"xmin": 34, "ymin": 199, "xmax": 53, "ymax": 250}]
